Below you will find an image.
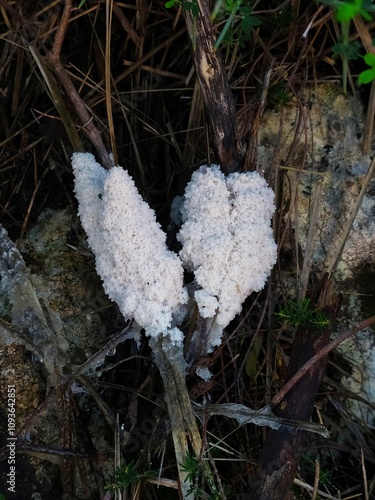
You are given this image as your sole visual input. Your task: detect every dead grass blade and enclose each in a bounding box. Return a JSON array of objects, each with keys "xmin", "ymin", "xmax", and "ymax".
[
  {"xmin": 293, "ymin": 477, "xmax": 339, "ymax": 500},
  {"xmin": 272, "ymin": 314, "xmax": 375, "ymax": 407},
  {"xmin": 28, "ymin": 44, "xmax": 84, "ymax": 152},
  {"xmin": 361, "ymin": 448, "xmax": 369, "ymax": 500}
]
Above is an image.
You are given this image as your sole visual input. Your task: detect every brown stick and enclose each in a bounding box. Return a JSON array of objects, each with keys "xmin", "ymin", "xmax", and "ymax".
[
  {"xmin": 45, "ymin": 0, "xmax": 112, "ymax": 169},
  {"xmin": 271, "ymin": 314, "xmax": 375, "ymax": 407},
  {"xmin": 183, "ymin": 0, "xmax": 243, "ymax": 173},
  {"xmin": 112, "ymin": 1, "xmax": 141, "ymax": 49},
  {"xmin": 51, "ymin": 0, "xmax": 72, "ymax": 59},
  {"xmin": 45, "ymin": 52, "xmax": 112, "ymax": 169}
]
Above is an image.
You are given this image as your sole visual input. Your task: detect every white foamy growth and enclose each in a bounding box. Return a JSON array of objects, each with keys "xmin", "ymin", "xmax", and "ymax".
[
  {"xmin": 178, "ymin": 165, "xmax": 277, "ymax": 347},
  {"xmin": 72, "ymin": 153, "xmax": 187, "ymax": 338},
  {"xmin": 166, "ymin": 327, "xmax": 185, "ymax": 346}
]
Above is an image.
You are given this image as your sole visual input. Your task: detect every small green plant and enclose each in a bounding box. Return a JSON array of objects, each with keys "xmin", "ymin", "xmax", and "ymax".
[
  {"xmin": 165, "ymin": 0, "xmax": 200, "ymax": 50},
  {"xmin": 165, "ymin": 0, "xmax": 199, "ymax": 17},
  {"xmin": 105, "ymin": 461, "xmax": 156, "ymax": 493},
  {"xmin": 302, "ymin": 454, "xmax": 332, "ymax": 487},
  {"xmin": 335, "ymin": 0, "xmax": 372, "ymax": 22},
  {"xmin": 276, "ymin": 298, "xmax": 330, "ymax": 329},
  {"xmin": 321, "ymin": 0, "xmax": 375, "ymax": 88},
  {"xmin": 165, "ymin": 0, "xmax": 260, "ymax": 49},
  {"xmin": 180, "ymin": 451, "xmax": 201, "ymax": 484},
  {"xmin": 358, "ymin": 52, "xmax": 375, "ymax": 83},
  {"xmin": 332, "ymin": 38, "xmax": 361, "ymax": 60},
  {"xmin": 213, "ymin": 0, "xmax": 261, "ymax": 49},
  {"xmin": 180, "ymin": 452, "xmax": 233, "ymax": 499},
  {"xmin": 268, "ymin": 82, "xmax": 293, "ymax": 109}
]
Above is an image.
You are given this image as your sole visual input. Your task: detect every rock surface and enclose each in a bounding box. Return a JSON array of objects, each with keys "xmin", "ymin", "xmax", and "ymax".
[
  {"xmin": 259, "ymin": 83, "xmax": 375, "ymax": 275},
  {"xmin": 258, "ymin": 83, "xmax": 375, "ymax": 420},
  {"xmin": 0, "ymin": 207, "xmax": 117, "ymax": 498}
]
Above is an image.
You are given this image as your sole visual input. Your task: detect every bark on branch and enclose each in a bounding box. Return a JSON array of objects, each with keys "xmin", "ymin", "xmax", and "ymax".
[{"xmin": 184, "ymin": 0, "xmax": 243, "ymax": 173}]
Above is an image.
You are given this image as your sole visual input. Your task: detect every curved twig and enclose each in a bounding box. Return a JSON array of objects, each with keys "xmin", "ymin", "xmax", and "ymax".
[{"xmin": 271, "ymin": 314, "xmax": 375, "ymax": 407}]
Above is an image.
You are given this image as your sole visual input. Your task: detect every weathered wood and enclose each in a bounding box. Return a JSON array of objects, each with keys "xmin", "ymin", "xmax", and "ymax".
[
  {"xmin": 184, "ymin": 0, "xmax": 243, "ymax": 173},
  {"xmin": 152, "ymin": 337, "xmax": 203, "ymax": 499}
]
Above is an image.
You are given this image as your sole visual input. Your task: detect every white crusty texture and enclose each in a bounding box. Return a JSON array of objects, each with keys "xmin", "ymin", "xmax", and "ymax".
[
  {"xmin": 72, "ymin": 152, "xmax": 187, "ymax": 337},
  {"xmin": 178, "ymin": 165, "xmax": 277, "ymax": 347}
]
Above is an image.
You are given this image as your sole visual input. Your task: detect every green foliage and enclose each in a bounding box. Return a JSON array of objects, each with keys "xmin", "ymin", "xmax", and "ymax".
[
  {"xmin": 321, "ymin": 0, "xmax": 375, "ymax": 86},
  {"xmin": 268, "ymin": 82, "xmax": 293, "ymax": 109},
  {"xmin": 165, "ymin": 0, "xmax": 199, "ymax": 17},
  {"xmin": 336, "ymin": 0, "xmax": 372, "ymax": 22},
  {"xmin": 183, "ymin": 0, "xmax": 199, "ymax": 17},
  {"xmin": 165, "ymin": 0, "xmax": 261, "ymax": 48},
  {"xmin": 332, "ymin": 39, "xmax": 361, "ymax": 59},
  {"xmin": 180, "ymin": 452, "xmax": 233, "ymax": 499},
  {"xmin": 321, "ymin": 0, "xmax": 375, "ymax": 20},
  {"xmin": 276, "ymin": 298, "xmax": 330, "ymax": 329},
  {"xmin": 302, "ymin": 454, "xmax": 332, "ymax": 487},
  {"xmin": 359, "ymin": 52, "xmax": 375, "ymax": 83},
  {"xmin": 270, "ymin": 6, "xmax": 292, "ymax": 30},
  {"xmin": 77, "ymin": 0, "xmax": 87, "ymax": 8},
  {"xmin": 180, "ymin": 451, "xmax": 201, "ymax": 484},
  {"xmin": 214, "ymin": 0, "xmax": 261, "ymax": 48},
  {"xmin": 105, "ymin": 461, "xmax": 156, "ymax": 493}
]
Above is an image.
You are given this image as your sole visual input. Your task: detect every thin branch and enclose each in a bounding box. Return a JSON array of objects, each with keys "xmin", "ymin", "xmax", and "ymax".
[
  {"xmin": 51, "ymin": 0, "xmax": 72, "ymax": 59},
  {"xmin": 112, "ymin": 1, "xmax": 141, "ymax": 48},
  {"xmin": 271, "ymin": 315, "xmax": 375, "ymax": 407},
  {"xmin": 183, "ymin": 0, "xmax": 243, "ymax": 173},
  {"xmin": 105, "ymin": 0, "xmax": 117, "ymax": 164},
  {"xmin": 44, "ymin": 53, "xmax": 112, "ymax": 169}
]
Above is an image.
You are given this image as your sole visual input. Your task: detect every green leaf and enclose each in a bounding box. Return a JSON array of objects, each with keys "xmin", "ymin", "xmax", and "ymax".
[
  {"xmin": 337, "ymin": 2, "xmax": 359, "ymax": 22},
  {"xmin": 363, "ymin": 52, "xmax": 375, "ymax": 66},
  {"xmin": 244, "ymin": 16, "xmax": 262, "ymax": 26},
  {"xmin": 165, "ymin": 0, "xmax": 176, "ymax": 8},
  {"xmin": 182, "ymin": 0, "xmax": 198, "ymax": 14},
  {"xmin": 239, "ymin": 6, "xmax": 251, "ymax": 16},
  {"xmin": 332, "ymin": 40, "xmax": 360, "ymax": 59},
  {"xmin": 336, "ymin": 0, "xmax": 372, "ymax": 22},
  {"xmin": 358, "ymin": 52, "xmax": 375, "ymax": 83},
  {"xmin": 359, "ymin": 67, "xmax": 375, "ymax": 83},
  {"xmin": 180, "ymin": 452, "xmax": 200, "ymax": 483},
  {"xmin": 225, "ymin": 0, "xmax": 235, "ymax": 11},
  {"xmin": 240, "ymin": 9, "xmax": 261, "ymax": 34}
]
